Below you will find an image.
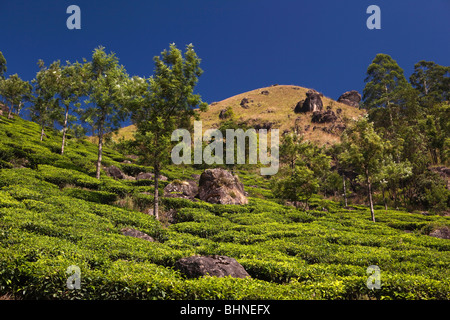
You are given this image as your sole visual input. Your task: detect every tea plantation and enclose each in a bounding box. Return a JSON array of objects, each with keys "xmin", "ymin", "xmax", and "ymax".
[{"xmin": 1, "ymin": 116, "xmax": 449, "ymax": 300}]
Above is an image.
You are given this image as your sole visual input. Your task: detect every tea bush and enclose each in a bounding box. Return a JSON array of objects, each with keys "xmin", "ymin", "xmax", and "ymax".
[{"xmin": 1, "ymin": 116, "xmax": 450, "ymax": 300}]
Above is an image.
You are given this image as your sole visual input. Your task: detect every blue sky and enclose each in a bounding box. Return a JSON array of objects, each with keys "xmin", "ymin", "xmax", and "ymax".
[{"xmin": 1, "ymin": 0, "xmax": 449, "ymax": 106}]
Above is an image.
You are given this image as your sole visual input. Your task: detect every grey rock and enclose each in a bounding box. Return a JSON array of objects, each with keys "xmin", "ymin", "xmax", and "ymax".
[
  {"xmin": 175, "ymin": 255, "xmax": 250, "ymax": 279},
  {"xmin": 198, "ymin": 168, "xmax": 248, "ymax": 205}
]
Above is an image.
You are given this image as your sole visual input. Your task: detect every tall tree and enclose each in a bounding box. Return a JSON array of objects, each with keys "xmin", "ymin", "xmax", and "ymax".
[
  {"xmin": 0, "ymin": 73, "xmax": 31, "ymax": 118},
  {"xmin": 30, "ymin": 60, "xmax": 60, "ymax": 140},
  {"xmin": 79, "ymin": 47, "xmax": 129, "ymax": 179},
  {"xmin": 55, "ymin": 60, "xmax": 87, "ymax": 154},
  {"xmin": 131, "ymin": 43, "xmax": 208, "ymax": 220},
  {"xmin": 362, "ymin": 54, "xmax": 409, "ymax": 135},
  {"xmin": 340, "ymin": 117, "xmax": 387, "ymax": 222}
]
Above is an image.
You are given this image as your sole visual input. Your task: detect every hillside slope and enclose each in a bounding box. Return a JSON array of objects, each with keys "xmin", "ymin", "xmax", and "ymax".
[
  {"xmin": 1, "ymin": 115, "xmax": 450, "ymax": 300},
  {"xmin": 109, "ymin": 85, "xmax": 365, "ymax": 146}
]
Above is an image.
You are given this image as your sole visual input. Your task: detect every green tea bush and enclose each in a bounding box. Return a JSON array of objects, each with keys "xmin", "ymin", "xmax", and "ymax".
[{"xmin": 63, "ymin": 188, "xmax": 118, "ymax": 205}]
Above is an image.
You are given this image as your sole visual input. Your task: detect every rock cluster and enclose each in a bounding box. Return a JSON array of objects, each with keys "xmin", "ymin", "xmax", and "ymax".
[{"xmin": 311, "ymin": 110, "xmax": 338, "ymax": 123}]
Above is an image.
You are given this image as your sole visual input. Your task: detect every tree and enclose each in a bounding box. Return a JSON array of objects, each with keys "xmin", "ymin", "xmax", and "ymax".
[
  {"xmin": 273, "ymin": 132, "xmax": 330, "ymax": 209},
  {"xmin": 131, "ymin": 43, "xmax": 208, "ymax": 220},
  {"xmin": 340, "ymin": 117, "xmax": 387, "ymax": 222},
  {"xmin": 0, "ymin": 73, "xmax": 32, "ymax": 119},
  {"xmin": 272, "ymin": 165, "xmax": 318, "ymax": 210},
  {"xmin": 30, "ymin": 60, "xmax": 60, "ymax": 140},
  {"xmin": 79, "ymin": 47, "xmax": 129, "ymax": 179},
  {"xmin": 55, "ymin": 60, "xmax": 88, "ymax": 154},
  {"xmin": 0, "ymin": 51, "xmax": 6, "ymax": 79},
  {"xmin": 375, "ymin": 155, "xmax": 412, "ymax": 210},
  {"xmin": 362, "ymin": 54, "xmax": 409, "ymax": 135},
  {"xmin": 410, "ymin": 60, "xmax": 450, "ymax": 104}
]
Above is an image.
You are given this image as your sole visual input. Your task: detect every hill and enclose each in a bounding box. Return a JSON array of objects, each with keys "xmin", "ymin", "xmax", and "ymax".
[
  {"xmin": 1, "ymin": 115, "xmax": 450, "ymax": 300},
  {"xmin": 107, "ymin": 85, "xmax": 365, "ymax": 146}
]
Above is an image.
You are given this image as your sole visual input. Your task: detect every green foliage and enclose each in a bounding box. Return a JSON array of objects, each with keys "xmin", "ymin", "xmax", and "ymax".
[
  {"xmin": 0, "ymin": 73, "xmax": 31, "ymax": 116},
  {"xmin": 0, "ymin": 55, "xmax": 449, "ymax": 300},
  {"xmin": 0, "ymin": 50, "xmax": 6, "ymax": 79}
]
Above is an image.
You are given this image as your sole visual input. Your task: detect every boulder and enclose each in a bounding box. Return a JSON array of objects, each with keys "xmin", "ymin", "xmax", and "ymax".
[
  {"xmin": 311, "ymin": 110, "xmax": 337, "ymax": 123},
  {"xmin": 136, "ymin": 172, "xmax": 168, "ymax": 181},
  {"xmin": 294, "ymin": 100, "xmax": 305, "ymax": 113},
  {"xmin": 260, "ymin": 90, "xmax": 270, "ymax": 95},
  {"xmin": 240, "ymin": 98, "xmax": 253, "ymax": 109},
  {"xmin": 198, "ymin": 168, "xmax": 248, "ymax": 205},
  {"xmin": 337, "ymin": 90, "xmax": 361, "ymax": 108},
  {"xmin": 105, "ymin": 165, "xmax": 134, "ymax": 180},
  {"xmin": 120, "ymin": 227, "xmax": 155, "ymax": 242},
  {"xmin": 174, "ymin": 255, "xmax": 250, "ymax": 279},
  {"xmin": 294, "ymin": 89, "xmax": 323, "ymax": 113},
  {"xmin": 163, "ymin": 179, "xmax": 198, "ymax": 200}
]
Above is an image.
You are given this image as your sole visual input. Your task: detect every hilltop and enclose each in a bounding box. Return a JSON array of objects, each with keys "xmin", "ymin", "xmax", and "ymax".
[{"xmin": 107, "ymin": 84, "xmax": 365, "ymax": 146}]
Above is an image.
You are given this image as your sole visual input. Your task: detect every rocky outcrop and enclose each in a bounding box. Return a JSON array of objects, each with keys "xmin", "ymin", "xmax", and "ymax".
[
  {"xmin": 240, "ymin": 98, "xmax": 253, "ymax": 109},
  {"xmin": 174, "ymin": 255, "xmax": 250, "ymax": 279},
  {"xmin": 311, "ymin": 110, "xmax": 337, "ymax": 123},
  {"xmin": 294, "ymin": 89, "xmax": 323, "ymax": 113},
  {"xmin": 163, "ymin": 179, "xmax": 198, "ymax": 200},
  {"xmin": 294, "ymin": 100, "xmax": 305, "ymax": 113},
  {"xmin": 105, "ymin": 165, "xmax": 134, "ymax": 180},
  {"xmin": 337, "ymin": 90, "xmax": 361, "ymax": 108},
  {"xmin": 198, "ymin": 168, "xmax": 248, "ymax": 205}
]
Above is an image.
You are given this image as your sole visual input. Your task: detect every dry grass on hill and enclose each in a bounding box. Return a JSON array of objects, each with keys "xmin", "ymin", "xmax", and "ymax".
[{"xmin": 99, "ymin": 84, "xmax": 365, "ymax": 147}]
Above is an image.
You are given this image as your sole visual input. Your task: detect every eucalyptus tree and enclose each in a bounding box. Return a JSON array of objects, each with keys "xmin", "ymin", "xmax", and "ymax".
[
  {"xmin": 79, "ymin": 47, "xmax": 130, "ymax": 179},
  {"xmin": 55, "ymin": 60, "xmax": 88, "ymax": 154},
  {"xmin": 30, "ymin": 60, "xmax": 60, "ymax": 140}
]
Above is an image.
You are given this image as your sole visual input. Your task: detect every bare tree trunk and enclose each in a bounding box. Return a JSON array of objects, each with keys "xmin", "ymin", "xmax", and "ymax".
[
  {"xmin": 61, "ymin": 105, "xmax": 69, "ymax": 154},
  {"xmin": 382, "ymin": 184, "xmax": 388, "ymax": 211},
  {"xmin": 343, "ymin": 173, "xmax": 348, "ymax": 207},
  {"xmin": 366, "ymin": 171, "xmax": 376, "ymax": 222},
  {"xmin": 96, "ymin": 120, "xmax": 103, "ymax": 180},
  {"xmin": 40, "ymin": 124, "xmax": 45, "ymax": 141},
  {"xmin": 153, "ymin": 165, "xmax": 159, "ymax": 220},
  {"xmin": 7, "ymin": 103, "xmax": 13, "ymax": 119}
]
